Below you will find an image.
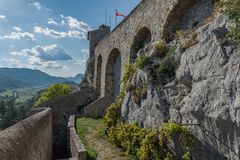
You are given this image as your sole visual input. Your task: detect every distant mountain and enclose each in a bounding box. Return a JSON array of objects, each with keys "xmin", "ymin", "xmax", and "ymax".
[
  {"xmin": 0, "ymin": 68, "xmax": 79, "ymax": 90},
  {"xmin": 66, "ymin": 73, "xmax": 84, "ymax": 83}
]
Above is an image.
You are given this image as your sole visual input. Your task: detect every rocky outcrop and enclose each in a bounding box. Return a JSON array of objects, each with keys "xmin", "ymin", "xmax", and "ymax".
[{"xmin": 121, "ymin": 13, "xmax": 240, "ymax": 160}]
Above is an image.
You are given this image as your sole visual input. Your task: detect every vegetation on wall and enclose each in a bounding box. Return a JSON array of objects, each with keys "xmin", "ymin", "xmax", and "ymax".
[
  {"xmin": 180, "ymin": 32, "xmax": 199, "ymax": 51},
  {"xmin": 102, "ymin": 56, "xmax": 192, "ymax": 159},
  {"xmin": 154, "ymin": 40, "xmax": 169, "ymax": 57},
  {"xmin": 216, "ymin": 0, "xmax": 240, "ymax": 45},
  {"xmin": 34, "ymin": 83, "xmax": 73, "ymax": 107},
  {"xmin": 121, "ymin": 64, "xmax": 136, "ymax": 86},
  {"xmin": 135, "ymin": 54, "xmax": 150, "ymax": 69},
  {"xmin": 103, "ymin": 100, "xmax": 193, "ymax": 160},
  {"xmin": 150, "ymin": 52, "xmax": 176, "ymax": 84}
]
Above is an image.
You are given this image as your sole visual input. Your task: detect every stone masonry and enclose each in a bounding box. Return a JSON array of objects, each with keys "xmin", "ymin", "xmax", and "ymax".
[{"xmin": 88, "ymin": 0, "xmax": 197, "ymax": 99}]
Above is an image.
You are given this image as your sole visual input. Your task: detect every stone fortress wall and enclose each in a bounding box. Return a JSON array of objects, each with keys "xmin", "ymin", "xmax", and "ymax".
[
  {"xmin": 0, "ymin": 108, "xmax": 53, "ymax": 160},
  {"xmin": 86, "ymin": 0, "xmax": 197, "ymax": 111}
]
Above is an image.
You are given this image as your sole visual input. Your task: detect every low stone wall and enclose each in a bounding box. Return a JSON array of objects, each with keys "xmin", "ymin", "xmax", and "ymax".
[
  {"xmin": 39, "ymin": 87, "xmax": 98, "ymax": 159},
  {"xmin": 84, "ymin": 96, "xmax": 112, "ymax": 118},
  {"xmin": 0, "ymin": 108, "xmax": 53, "ymax": 160},
  {"xmin": 68, "ymin": 115, "xmax": 86, "ymax": 160}
]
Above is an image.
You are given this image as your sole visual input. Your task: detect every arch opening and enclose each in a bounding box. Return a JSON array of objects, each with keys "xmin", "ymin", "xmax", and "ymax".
[
  {"xmin": 96, "ymin": 55, "xmax": 102, "ymax": 94},
  {"xmin": 161, "ymin": 0, "xmax": 214, "ymax": 42},
  {"xmin": 130, "ymin": 27, "xmax": 152, "ymax": 62},
  {"xmin": 105, "ymin": 49, "xmax": 122, "ymax": 100}
]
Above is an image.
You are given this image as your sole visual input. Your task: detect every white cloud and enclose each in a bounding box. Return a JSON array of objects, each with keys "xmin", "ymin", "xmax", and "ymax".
[
  {"xmin": 81, "ymin": 49, "xmax": 89, "ymax": 54},
  {"xmin": 0, "ymin": 31, "xmax": 35, "ymax": 40},
  {"xmin": 34, "ymin": 26, "xmax": 86, "ymax": 39},
  {"xmin": 47, "ymin": 18, "xmax": 65, "ymax": 26},
  {"xmin": 3, "ymin": 58, "xmax": 20, "ymax": 64},
  {"xmin": 3, "ymin": 58, "xmax": 23, "ymax": 67},
  {"xmin": 13, "ymin": 26, "xmax": 22, "ymax": 32},
  {"xmin": 48, "ymin": 18, "xmax": 58, "ymax": 25},
  {"xmin": 29, "ymin": 2, "xmax": 52, "ymax": 12},
  {"xmin": 0, "ymin": 15, "xmax": 6, "ymax": 21},
  {"xmin": 28, "ymin": 56, "xmax": 63, "ymax": 69},
  {"xmin": 74, "ymin": 59, "xmax": 87, "ymax": 65},
  {"xmin": 62, "ymin": 16, "xmax": 91, "ymax": 32},
  {"xmin": 11, "ymin": 44, "xmax": 73, "ymax": 61}
]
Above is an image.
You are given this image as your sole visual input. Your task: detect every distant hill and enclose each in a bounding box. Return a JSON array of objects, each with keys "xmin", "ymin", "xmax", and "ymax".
[
  {"xmin": 66, "ymin": 73, "xmax": 84, "ymax": 84},
  {"xmin": 0, "ymin": 68, "xmax": 80, "ymax": 90}
]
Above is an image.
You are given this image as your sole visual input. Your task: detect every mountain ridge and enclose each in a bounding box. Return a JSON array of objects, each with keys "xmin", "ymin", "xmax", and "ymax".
[{"xmin": 0, "ymin": 68, "xmax": 83, "ymax": 90}]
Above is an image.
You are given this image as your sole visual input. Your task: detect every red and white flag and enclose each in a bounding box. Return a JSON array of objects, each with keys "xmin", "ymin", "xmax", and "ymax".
[{"xmin": 116, "ymin": 11, "xmax": 126, "ymax": 17}]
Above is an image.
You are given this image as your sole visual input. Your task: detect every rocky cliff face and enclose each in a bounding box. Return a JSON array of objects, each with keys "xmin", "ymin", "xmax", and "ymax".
[{"xmin": 121, "ymin": 10, "xmax": 240, "ymax": 160}]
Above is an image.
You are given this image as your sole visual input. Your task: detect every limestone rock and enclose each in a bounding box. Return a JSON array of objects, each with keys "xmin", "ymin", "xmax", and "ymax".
[{"xmin": 121, "ymin": 14, "xmax": 240, "ymax": 159}]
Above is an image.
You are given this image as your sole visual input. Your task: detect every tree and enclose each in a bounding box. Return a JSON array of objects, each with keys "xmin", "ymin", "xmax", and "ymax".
[
  {"xmin": 18, "ymin": 106, "xmax": 26, "ymax": 120},
  {"xmin": 1, "ymin": 100, "xmax": 18, "ymax": 129},
  {"xmin": 34, "ymin": 83, "xmax": 73, "ymax": 107},
  {"xmin": 0, "ymin": 100, "xmax": 6, "ymax": 116}
]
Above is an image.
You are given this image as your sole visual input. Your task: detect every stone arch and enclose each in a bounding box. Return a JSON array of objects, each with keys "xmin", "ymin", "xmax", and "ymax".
[
  {"xmin": 105, "ymin": 48, "xmax": 122, "ymax": 100},
  {"xmin": 162, "ymin": 0, "xmax": 197, "ymax": 42},
  {"xmin": 96, "ymin": 55, "xmax": 102, "ymax": 93},
  {"xmin": 130, "ymin": 27, "xmax": 152, "ymax": 62}
]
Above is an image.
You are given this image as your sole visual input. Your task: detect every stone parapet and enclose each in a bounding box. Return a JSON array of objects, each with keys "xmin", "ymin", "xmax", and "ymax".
[
  {"xmin": 0, "ymin": 108, "xmax": 53, "ymax": 160},
  {"xmin": 67, "ymin": 115, "xmax": 86, "ymax": 160}
]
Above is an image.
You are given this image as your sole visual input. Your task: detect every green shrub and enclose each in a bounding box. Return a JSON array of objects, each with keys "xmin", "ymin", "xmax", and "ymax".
[
  {"xmin": 115, "ymin": 123, "xmax": 149, "ymax": 154},
  {"xmin": 137, "ymin": 130, "xmax": 160, "ymax": 160},
  {"xmin": 126, "ymin": 83, "xmax": 136, "ymax": 92},
  {"xmin": 135, "ymin": 54, "xmax": 149, "ymax": 69},
  {"xmin": 182, "ymin": 151, "xmax": 191, "ymax": 160},
  {"xmin": 134, "ymin": 84, "xmax": 148, "ymax": 98},
  {"xmin": 150, "ymin": 53, "xmax": 176, "ymax": 84},
  {"xmin": 103, "ymin": 103, "xmax": 121, "ymax": 128},
  {"xmin": 103, "ymin": 100, "xmax": 193, "ymax": 160},
  {"xmin": 34, "ymin": 83, "xmax": 73, "ymax": 107},
  {"xmin": 174, "ymin": 30, "xmax": 186, "ymax": 38},
  {"xmin": 87, "ymin": 149, "xmax": 97, "ymax": 160},
  {"xmin": 137, "ymin": 122, "xmax": 192, "ymax": 160},
  {"xmin": 216, "ymin": 0, "xmax": 240, "ymax": 45},
  {"xmin": 121, "ymin": 64, "xmax": 136, "ymax": 86},
  {"xmin": 117, "ymin": 90, "xmax": 126, "ymax": 102},
  {"xmin": 154, "ymin": 40, "xmax": 169, "ymax": 57}
]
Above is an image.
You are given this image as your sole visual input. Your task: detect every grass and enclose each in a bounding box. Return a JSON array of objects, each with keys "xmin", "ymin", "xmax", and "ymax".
[
  {"xmin": 76, "ymin": 117, "xmax": 103, "ymax": 160},
  {"xmin": 76, "ymin": 117, "xmax": 136, "ymax": 160},
  {"xmin": 215, "ymin": 0, "xmax": 240, "ymax": 46},
  {"xmin": 154, "ymin": 40, "xmax": 169, "ymax": 57},
  {"xmin": 121, "ymin": 64, "xmax": 136, "ymax": 85},
  {"xmin": 135, "ymin": 54, "xmax": 149, "ymax": 69}
]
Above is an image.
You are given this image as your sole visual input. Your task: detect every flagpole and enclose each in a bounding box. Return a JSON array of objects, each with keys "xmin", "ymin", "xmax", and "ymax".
[
  {"xmin": 105, "ymin": 9, "xmax": 107, "ymax": 25},
  {"xmin": 115, "ymin": 9, "xmax": 117, "ymax": 27},
  {"xmin": 109, "ymin": 15, "xmax": 112, "ymax": 29}
]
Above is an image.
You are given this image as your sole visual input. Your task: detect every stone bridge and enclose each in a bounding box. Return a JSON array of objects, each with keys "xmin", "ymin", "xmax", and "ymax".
[{"xmin": 85, "ymin": 0, "xmax": 198, "ymax": 114}]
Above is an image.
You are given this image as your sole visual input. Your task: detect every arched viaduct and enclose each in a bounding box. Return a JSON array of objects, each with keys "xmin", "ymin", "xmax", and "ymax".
[{"xmin": 85, "ymin": 0, "xmax": 198, "ymax": 117}]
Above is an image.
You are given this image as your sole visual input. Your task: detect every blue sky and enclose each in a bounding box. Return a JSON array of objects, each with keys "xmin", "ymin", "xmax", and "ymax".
[{"xmin": 0, "ymin": 0, "xmax": 139, "ymax": 77}]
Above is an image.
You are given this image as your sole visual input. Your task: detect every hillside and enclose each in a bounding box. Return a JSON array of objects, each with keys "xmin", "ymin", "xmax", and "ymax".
[
  {"xmin": 0, "ymin": 68, "xmax": 79, "ymax": 90},
  {"xmin": 66, "ymin": 73, "xmax": 84, "ymax": 84}
]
